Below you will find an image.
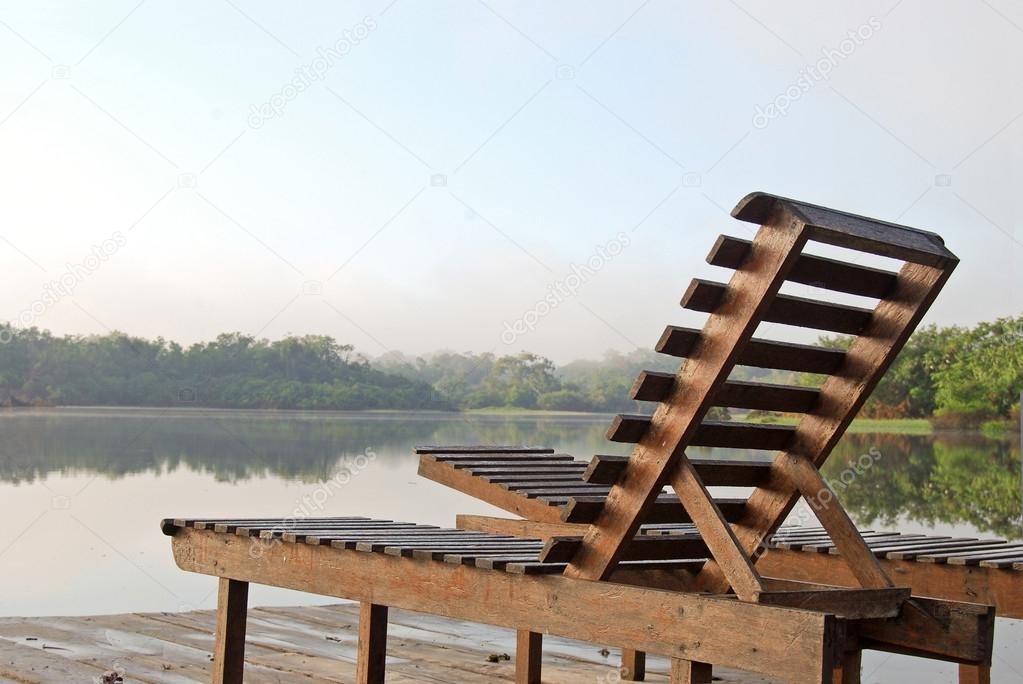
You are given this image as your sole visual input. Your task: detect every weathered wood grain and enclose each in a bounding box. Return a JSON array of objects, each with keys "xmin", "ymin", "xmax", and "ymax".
[
  {"xmin": 708, "ymin": 235, "xmax": 898, "ymax": 299},
  {"xmin": 213, "ymin": 578, "xmax": 248, "ymax": 684},
  {"xmin": 697, "ymin": 260, "xmax": 955, "ymax": 594},
  {"xmin": 357, "ymin": 603, "xmax": 388, "ymax": 684},
  {"xmin": 656, "ymin": 326, "xmax": 846, "ymax": 374},
  {"xmin": 172, "ymin": 528, "xmax": 841, "ymax": 682},
  {"xmin": 681, "ymin": 279, "xmax": 873, "ymax": 334}
]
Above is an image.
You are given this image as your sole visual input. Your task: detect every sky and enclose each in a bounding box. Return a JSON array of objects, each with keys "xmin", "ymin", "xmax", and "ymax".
[{"xmin": 0, "ymin": 0, "xmax": 1020, "ymax": 363}]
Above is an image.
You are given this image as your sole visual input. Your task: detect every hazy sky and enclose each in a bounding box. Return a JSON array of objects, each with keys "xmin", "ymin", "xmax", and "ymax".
[{"xmin": 1, "ymin": 1, "xmax": 1020, "ymax": 363}]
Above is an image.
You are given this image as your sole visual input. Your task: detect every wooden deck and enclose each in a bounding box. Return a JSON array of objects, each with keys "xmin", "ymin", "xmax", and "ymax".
[{"xmin": 0, "ymin": 603, "xmax": 774, "ymax": 683}]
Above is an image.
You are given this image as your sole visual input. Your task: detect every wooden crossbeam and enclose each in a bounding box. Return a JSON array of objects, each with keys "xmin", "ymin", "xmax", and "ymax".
[{"xmin": 565, "ymin": 216, "xmax": 810, "ymax": 589}]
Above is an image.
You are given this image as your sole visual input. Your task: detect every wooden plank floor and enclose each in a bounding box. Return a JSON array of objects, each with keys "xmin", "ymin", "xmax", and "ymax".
[{"xmin": 0, "ymin": 603, "xmax": 776, "ymax": 683}]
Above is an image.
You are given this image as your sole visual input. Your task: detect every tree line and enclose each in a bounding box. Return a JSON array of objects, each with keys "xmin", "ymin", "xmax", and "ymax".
[{"xmin": 0, "ymin": 315, "xmax": 1018, "ymax": 428}]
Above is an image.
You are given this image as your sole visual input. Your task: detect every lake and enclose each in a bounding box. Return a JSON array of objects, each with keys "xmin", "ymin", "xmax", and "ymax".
[{"xmin": 0, "ymin": 408, "xmax": 1020, "ymax": 682}]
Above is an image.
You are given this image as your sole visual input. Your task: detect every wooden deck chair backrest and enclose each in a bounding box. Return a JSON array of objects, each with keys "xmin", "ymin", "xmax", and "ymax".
[{"xmin": 565, "ymin": 192, "xmax": 959, "ymax": 603}]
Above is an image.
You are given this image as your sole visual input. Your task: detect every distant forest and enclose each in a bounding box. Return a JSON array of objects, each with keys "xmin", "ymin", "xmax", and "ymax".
[{"xmin": 0, "ymin": 315, "xmax": 1019, "ymax": 428}]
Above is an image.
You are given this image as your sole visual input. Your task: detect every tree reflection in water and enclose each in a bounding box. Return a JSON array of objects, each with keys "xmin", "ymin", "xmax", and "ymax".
[
  {"xmin": 822, "ymin": 432, "xmax": 1022, "ymax": 540},
  {"xmin": 0, "ymin": 409, "xmax": 1018, "ymax": 539}
]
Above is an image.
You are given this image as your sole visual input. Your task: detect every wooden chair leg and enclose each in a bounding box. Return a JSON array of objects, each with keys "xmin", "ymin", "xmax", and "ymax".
[
  {"xmin": 670, "ymin": 658, "xmax": 712, "ymax": 684},
  {"xmin": 832, "ymin": 650, "xmax": 862, "ymax": 684},
  {"xmin": 212, "ymin": 578, "xmax": 248, "ymax": 684},
  {"xmin": 356, "ymin": 602, "xmax": 388, "ymax": 684},
  {"xmin": 516, "ymin": 630, "xmax": 542, "ymax": 684},
  {"xmin": 621, "ymin": 648, "xmax": 646, "ymax": 680},
  {"xmin": 958, "ymin": 663, "xmax": 991, "ymax": 684}
]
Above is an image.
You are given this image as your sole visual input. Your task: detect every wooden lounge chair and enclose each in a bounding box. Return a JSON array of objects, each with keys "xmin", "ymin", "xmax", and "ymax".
[{"xmin": 162, "ymin": 192, "xmax": 994, "ymax": 684}]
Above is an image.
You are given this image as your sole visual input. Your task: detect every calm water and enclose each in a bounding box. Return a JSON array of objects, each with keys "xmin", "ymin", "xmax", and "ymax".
[{"xmin": 0, "ymin": 408, "xmax": 1020, "ymax": 682}]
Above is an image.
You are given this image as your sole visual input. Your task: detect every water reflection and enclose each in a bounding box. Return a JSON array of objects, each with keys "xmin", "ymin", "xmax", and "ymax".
[
  {"xmin": 823, "ymin": 432, "xmax": 1022, "ymax": 540},
  {"xmin": 0, "ymin": 408, "xmax": 1018, "ymax": 538}
]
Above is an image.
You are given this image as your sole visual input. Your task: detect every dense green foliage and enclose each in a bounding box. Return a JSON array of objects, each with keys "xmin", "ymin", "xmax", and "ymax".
[
  {"xmin": 0, "ymin": 314, "xmax": 1019, "ymax": 422},
  {"xmin": 825, "ymin": 316, "xmax": 1022, "ymax": 427},
  {"xmin": 0, "ymin": 327, "xmax": 446, "ymax": 410}
]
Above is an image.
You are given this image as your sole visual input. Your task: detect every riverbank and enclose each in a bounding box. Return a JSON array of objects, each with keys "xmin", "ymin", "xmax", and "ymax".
[
  {"xmin": 4, "ymin": 404, "xmax": 1013, "ymax": 438},
  {"xmin": 467, "ymin": 407, "xmax": 941, "ymax": 434},
  {"xmin": 0, "ymin": 603, "xmax": 772, "ymax": 683}
]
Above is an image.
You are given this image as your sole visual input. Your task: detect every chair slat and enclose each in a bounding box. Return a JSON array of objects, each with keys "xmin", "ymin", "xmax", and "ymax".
[
  {"xmin": 562, "ymin": 496, "xmax": 746, "ymax": 524},
  {"xmin": 656, "ymin": 326, "xmax": 845, "ymax": 374},
  {"xmin": 682, "ymin": 279, "xmax": 873, "ymax": 335},
  {"xmin": 708, "ymin": 235, "xmax": 899, "ymax": 299},
  {"xmin": 607, "ymin": 415, "xmax": 794, "ymax": 451},
  {"xmin": 414, "ymin": 446, "xmax": 554, "ymax": 455},
  {"xmin": 631, "ymin": 372, "xmax": 819, "ymax": 413},
  {"xmin": 540, "ymin": 535, "xmax": 708, "ymax": 563},
  {"xmin": 584, "ymin": 455, "xmax": 772, "ymax": 486}
]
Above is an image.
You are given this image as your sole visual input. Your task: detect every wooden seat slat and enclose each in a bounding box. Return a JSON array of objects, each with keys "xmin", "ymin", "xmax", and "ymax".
[
  {"xmin": 655, "ymin": 325, "xmax": 847, "ymax": 374},
  {"xmin": 916, "ymin": 543, "xmax": 1013, "ymax": 563},
  {"xmin": 944, "ymin": 547, "xmax": 1023, "ymax": 565},
  {"xmin": 541, "ymin": 535, "xmax": 708, "ymax": 563},
  {"xmin": 232, "ymin": 522, "xmax": 419, "ymax": 537},
  {"xmin": 291, "ymin": 532, "xmax": 495, "ymax": 544},
  {"xmin": 771, "ymin": 532, "xmax": 902, "ymax": 551},
  {"xmin": 691, "ymin": 421, "xmax": 795, "ymax": 450},
  {"xmin": 500, "ymin": 477, "xmax": 608, "ymax": 488},
  {"xmin": 606, "ymin": 415, "xmax": 795, "ymax": 450},
  {"xmin": 252, "ymin": 522, "xmax": 421, "ymax": 532},
  {"xmin": 355, "ymin": 539, "xmax": 539, "ymax": 553},
  {"xmin": 474, "ymin": 555, "xmax": 545, "ymax": 570},
  {"xmin": 385, "ymin": 544, "xmax": 544, "ymax": 559},
  {"xmin": 473, "ymin": 468, "xmax": 589, "ymax": 478},
  {"xmin": 432, "ymin": 453, "xmax": 575, "ymax": 462},
  {"xmin": 979, "ymin": 557, "xmax": 1023, "ymax": 569},
  {"xmin": 414, "ymin": 446, "xmax": 554, "ymax": 455},
  {"xmin": 853, "ymin": 537, "xmax": 973, "ymax": 554},
  {"xmin": 261, "ymin": 525, "xmax": 437, "ymax": 538},
  {"xmin": 442, "ymin": 552, "xmax": 534, "ymax": 565},
  {"xmin": 517, "ymin": 487, "xmax": 614, "ymax": 498},
  {"xmin": 450, "ymin": 460, "xmax": 583, "ymax": 469},
  {"xmin": 507, "ymin": 559, "xmax": 707, "ymax": 575},
  {"xmin": 584, "ymin": 455, "xmax": 772, "ymax": 486},
  {"xmin": 707, "ymin": 234, "xmax": 899, "ymax": 299},
  {"xmin": 631, "ymin": 373, "xmax": 820, "ymax": 413},
  {"xmin": 562, "ymin": 497, "xmax": 746, "ymax": 525},
  {"xmin": 164, "ymin": 517, "xmax": 1023, "ymax": 577},
  {"xmin": 483, "ymin": 476, "xmax": 588, "ymax": 486},
  {"xmin": 682, "ymin": 278, "xmax": 874, "ymax": 334}
]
